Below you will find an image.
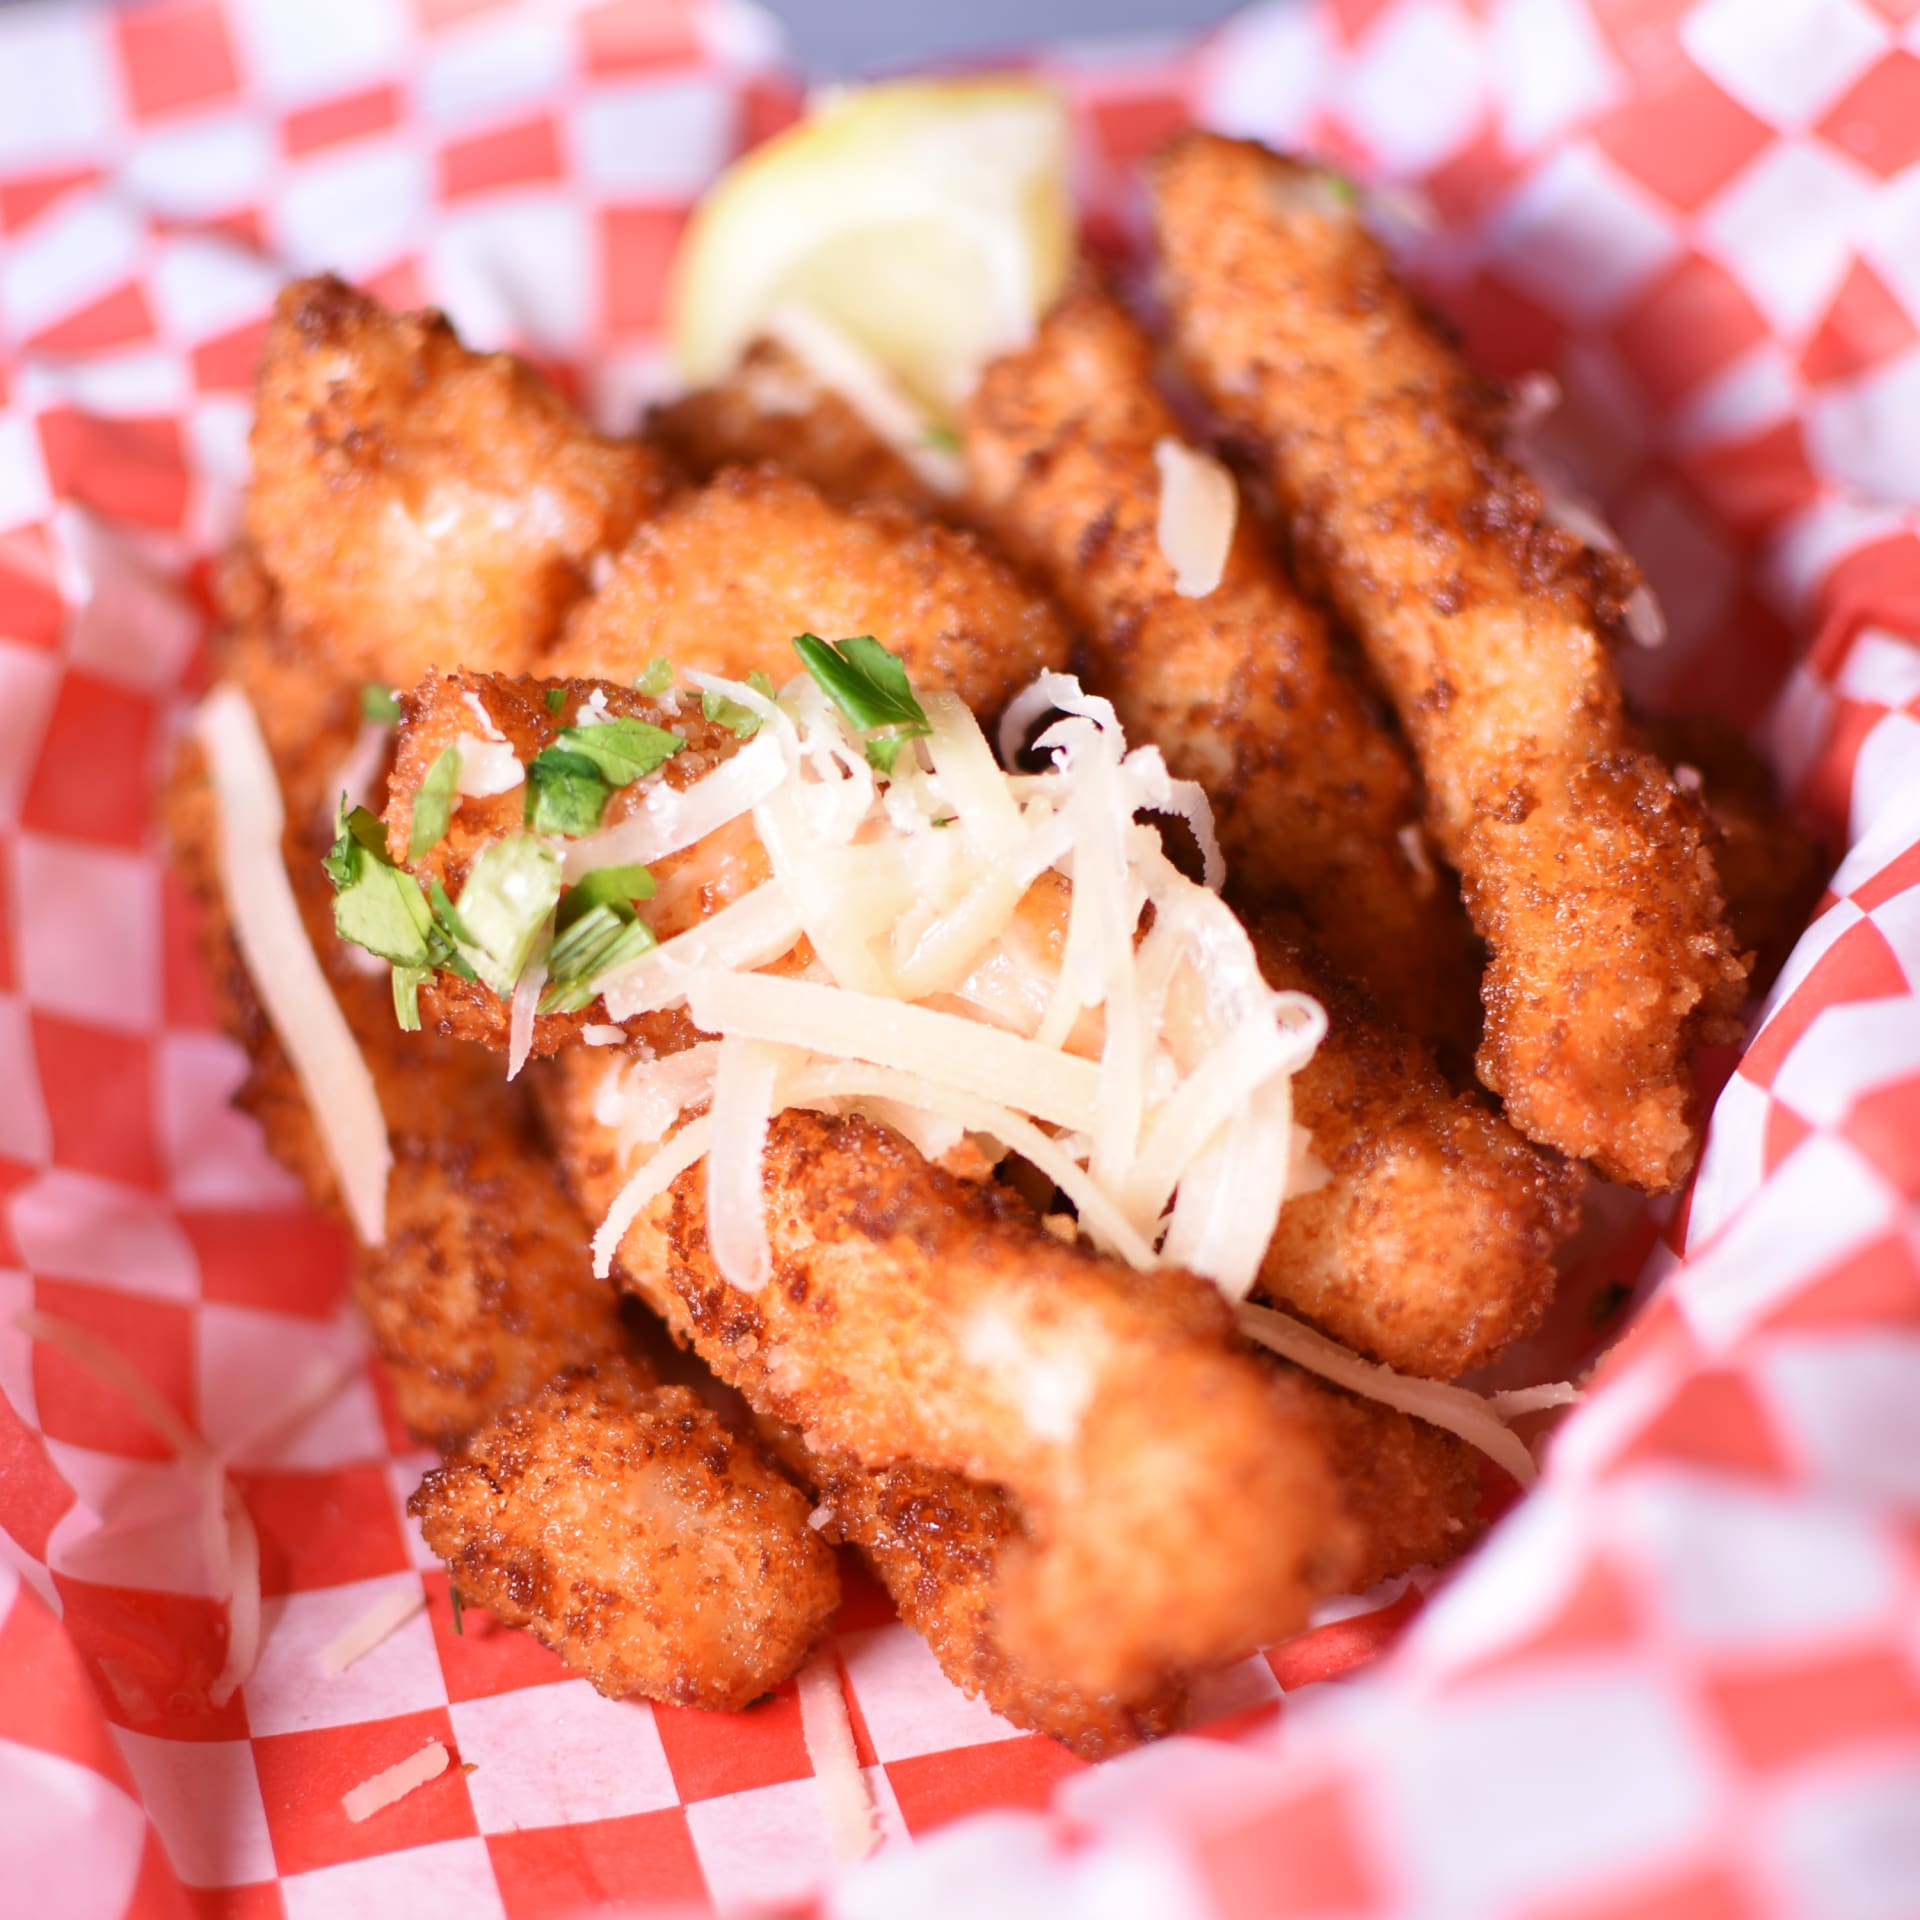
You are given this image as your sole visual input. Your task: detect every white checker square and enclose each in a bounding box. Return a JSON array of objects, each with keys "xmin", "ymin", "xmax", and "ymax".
[
  {"xmin": 414, "ymin": 16, "xmax": 568, "ymax": 127},
  {"xmin": 1489, "ymin": 145, "xmax": 1681, "ymax": 321},
  {"xmin": 0, "ymin": 1000, "xmax": 52, "ymax": 1166},
  {"xmin": 1328, "ymin": 0, "xmax": 1487, "ymax": 176},
  {"xmin": 1670, "ymin": 343, "xmax": 1798, "ymax": 454},
  {"xmin": 148, "ymin": 235, "xmax": 282, "ymax": 346},
  {"xmin": 1685, "ymin": 1069, "xmax": 1771, "ymax": 1251},
  {"xmin": 0, "ymin": 414, "xmax": 53, "ymax": 535},
  {"xmin": 14, "ymin": 349, "xmax": 190, "ymax": 419},
  {"xmin": 1489, "ymin": 0, "xmax": 1623, "ymax": 154},
  {"xmin": 575, "ymin": 78, "xmax": 737, "ymax": 199},
  {"xmin": 120, "ymin": 116, "xmax": 276, "ymax": 223},
  {"xmin": 0, "ymin": 1742, "xmax": 149, "ymax": 1920},
  {"xmin": 194, "ymin": 1305, "xmax": 379, "ymax": 1470},
  {"xmin": 1836, "ymin": 626, "xmax": 1920, "ymax": 709},
  {"xmin": 426, "ymin": 201, "xmax": 591, "ymax": 358},
  {"xmin": 1761, "ymin": 1331, "xmax": 1920, "ymax": 1505},
  {"xmin": 839, "ymin": 1620, "xmax": 1021, "ymax": 1761},
  {"xmin": 57, "ymin": 508, "xmax": 202, "ymax": 694},
  {"xmin": 1682, "ymin": 0, "xmax": 1888, "ymax": 130},
  {"xmin": 12, "ymin": 834, "xmax": 161, "ymax": 1033},
  {"xmin": 112, "ymin": 1730, "xmax": 274, "ymax": 1887},
  {"xmin": 1198, "ymin": 0, "xmax": 1335, "ymax": 147},
  {"xmin": 1773, "ymin": 981, "xmax": 1920, "ymax": 1127},
  {"xmin": 687, "ymin": 1768, "xmax": 906, "ymax": 1914},
  {"xmin": 1614, "ymin": 1472, "xmax": 1901, "ymax": 1652},
  {"xmin": 449, "ymin": 1679, "xmax": 678, "ymax": 1833},
  {"xmin": 44, "ymin": 1440, "xmax": 222, "ymax": 1596},
  {"xmin": 157, "ymin": 1031, "xmax": 305, "ymax": 1212},
  {"xmin": 387, "ymin": 1452, "xmax": 447, "ymax": 1571},
  {"xmin": 8, "ymin": 1167, "xmax": 198, "ymax": 1299},
  {"xmin": 274, "ymin": 147, "xmax": 431, "ymax": 278},
  {"xmin": 1698, "ymin": 139, "xmax": 1872, "ymax": 337},
  {"xmin": 1764, "ymin": 496, "xmax": 1908, "ymax": 623},
  {"xmin": 281, "ymin": 1837, "xmax": 507, "ymax": 1920},
  {"xmin": 242, "ymin": 1572, "xmax": 444, "ymax": 1735},
  {"xmin": 0, "ymin": 195, "xmax": 147, "ymax": 346},
  {"xmin": 183, "ymin": 398, "xmax": 255, "ymax": 553},
  {"xmin": 1765, "ymin": 1754, "xmax": 1920, "ymax": 1920},
  {"xmin": 0, "ymin": 9, "xmax": 120, "ymax": 172},
  {"xmin": 230, "ymin": 0, "xmax": 413, "ymax": 103},
  {"xmin": 1808, "ymin": 348, "xmax": 1920, "ymax": 512},
  {"xmin": 1862, "ymin": 162, "xmax": 1920, "ymax": 316}
]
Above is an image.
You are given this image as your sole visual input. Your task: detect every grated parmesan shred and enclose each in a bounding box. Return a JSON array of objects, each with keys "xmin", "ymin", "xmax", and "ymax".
[
  {"xmin": 796, "ymin": 1654, "xmax": 879, "ymax": 1863},
  {"xmin": 1153, "ymin": 437, "xmax": 1238, "ymax": 598},
  {"xmin": 321, "ymin": 1587, "xmax": 427, "ymax": 1677},
  {"xmin": 341, "ymin": 1741, "xmax": 450, "ymax": 1823}
]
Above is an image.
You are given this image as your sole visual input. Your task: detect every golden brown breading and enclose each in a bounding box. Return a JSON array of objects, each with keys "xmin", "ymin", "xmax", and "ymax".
[
  {"xmin": 650, "ymin": 337, "xmax": 939, "ymax": 512},
  {"xmin": 1255, "ymin": 915, "xmax": 1580, "ymax": 1380},
  {"xmin": 544, "ymin": 1067, "xmax": 1357, "ymax": 1701},
  {"xmin": 1151, "ymin": 135, "xmax": 1749, "ymax": 1191},
  {"xmin": 1639, "ymin": 711, "xmax": 1824, "ymax": 992},
  {"xmin": 545, "ymin": 463, "xmax": 1070, "ymax": 722},
  {"xmin": 965, "ymin": 280, "xmax": 1479, "ymax": 1054},
  {"xmin": 248, "ymin": 275, "xmax": 663, "ymax": 689},
  {"xmin": 410, "ymin": 1362, "xmax": 839, "ymax": 1711}
]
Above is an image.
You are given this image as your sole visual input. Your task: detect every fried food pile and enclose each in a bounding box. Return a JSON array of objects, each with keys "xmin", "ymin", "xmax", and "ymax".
[{"xmin": 167, "ymin": 130, "xmax": 1818, "ymax": 1755}]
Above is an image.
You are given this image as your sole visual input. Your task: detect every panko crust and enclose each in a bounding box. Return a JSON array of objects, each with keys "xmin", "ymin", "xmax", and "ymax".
[
  {"xmin": 1151, "ymin": 134, "xmax": 1749, "ymax": 1190},
  {"xmin": 411, "ymin": 1363, "xmax": 839, "ymax": 1711},
  {"xmin": 965, "ymin": 278, "xmax": 1479, "ymax": 1055},
  {"xmin": 248, "ymin": 275, "xmax": 664, "ymax": 689},
  {"xmin": 545, "ymin": 463, "xmax": 1070, "ymax": 723}
]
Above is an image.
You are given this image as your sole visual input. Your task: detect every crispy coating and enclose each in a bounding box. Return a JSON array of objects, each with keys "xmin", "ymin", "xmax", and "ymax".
[
  {"xmin": 410, "ymin": 1362, "xmax": 839, "ymax": 1711},
  {"xmin": 248, "ymin": 275, "xmax": 663, "ymax": 689},
  {"xmin": 545, "ymin": 463, "xmax": 1070, "ymax": 721},
  {"xmin": 1255, "ymin": 915, "xmax": 1580, "ymax": 1379},
  {"xmin": 544, "ymin": 1067, "xmax": 1358, "ymax": 1700},
  {"xmin": 650, "ymin": 337, "xmax": 938, "ymax": 512},
  {"xmin": 1151, "ymin": 135, "xmax": 1749, "ymax": 1191},
  {"xmin": 1640, "ymin": 711, "xmax": 1824, "ymax": 992},
  {"xmin": 965, "ymin": 280, "xmax": 1479, "ymax": 1053}
]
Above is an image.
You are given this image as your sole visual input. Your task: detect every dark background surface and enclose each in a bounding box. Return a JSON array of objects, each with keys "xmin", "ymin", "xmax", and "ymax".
[{"xmin": 760, "ymin": 0, "xmax": 1240, "ymax": 73}]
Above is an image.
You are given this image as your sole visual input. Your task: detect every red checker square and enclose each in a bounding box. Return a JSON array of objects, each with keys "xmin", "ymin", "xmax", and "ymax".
[
  {"xmin": 1862, "ymin": 0, "xmax": 1920, "ymax": 20},
  {"xmin": 184, "ymin": 1885, "xmax": 285, "ymax": 1920},
  {"xmin": 32, "ymin": 1015, "xmax": 162, "ymax": 1191},
  {"xmin": 580, "ymin": 0, "xmax": 703, "ymax": 76},
  {"xmin": 1846, "ymin": 1073, "xmax": 1920, "ymax": 1196},
  {"xmin": 1527, "ymin": 1861, "xmax": 1759, "ymax": 1920},
  {"xmin": 884, "ymin": 1734, "xmax": 1083, "ymax": 1838},
  {"xmin": 24, "ymin": 283, "xmax": 157, "ymax": 359},
  {"xmin": 738, "ymin": 74, "xmax": 803, "ymax": 153},
  {"xmin": 1453, "ymin": 1555, "xmax": 1641, "ymax": 1689},
  {"xmin": 0, "ymin": 165, "xmax": 102, "ymax": 233},
  {"xmin": 50, "ymin": 1573, "xmax": 249, "ymax": 1741},
  {"xmin": 1763, "ymin": 1099, "xmax": 1817, "ymax": 1177},
  {"xmin": 0, "ymin": 852, "xmax": 11, "ymax": 995},
  {"xmin": 600, "ymin": 205, "xmax": 689, "ymax": 338},
  {"xmin": 1704, "ymin": 1645, "xmax": 1920, "ymax": 1772},
  {"xmin": 252, "ymin": 1706, "xmax": 475, "ymax": 1875},
  {"xmin": 653, "ymin": 1676, "xmax": 809, "ymax": 1802},
  {"xmin": 439, "ymin": 117, "xmax": 565, "ymax": 202},
  {"xmin": 1325, "ymin": 0, "xmax": 1399, "ymax": 45},
  {"xmin": 191, "ymin": 317, "xmax": 272, "ymax": 395},
  {"xmin": 37, "ymin": 410, "xmax": 190, "ymax": 532},
  {"xmin": 1612, "ymin": 253, "xmax": 1770, "ymax": 409},
  {"xmin": 1593, "ymin": 66, "xmax": 1771, "ymax": 214},
  {"xmin": 1850, "ymin": 836, "xmax": 1920, "ymax": 913},
  {"xmin": 1198, "ymin": 1777, "xmax": 1379, "ymax": 1919},
  {"xmin": 422, "ymin": 1571, "xmax": 575, "ymax": 1702},
  {"xmin": 181, "ymin": 1210, "xmax": 350, "ymax": 1322},
  {"xmin": 1615, "ymin": 1366, "xmax": 1793, "ymax": 1479},
  {"xmin": 490, "ymin": 1810, "xmax": 707, "ymax": 1917},
  {"xmin": 234, "ymin": 1463, "xmax": 412, "ymax": 1599},
  {"xmin": 1422, "ymin": 118, "xmax": 1519, "ymax": 228},
  {"xmin": 0, "ymin": 1564, "xmax": 137, "ymax": 1787},
  {"xmin": 414, "ymin": 0, "xmax": 512, "ymax": 28},
  {"xmin": 363, "ymin": 258, "xmax": 426, "ymax": 314},
  {"xmin": 1679, "ymin": 421, "xmax": 1820, "ymax": 541},
  {"xmin": 131, "ymin": 1832, "xmax": 200, "ymax": 1920},
  {"xmin": 1763, "ymin": 1230, "xmax": 1920, "ymax": 1333},
  {"xmin": 114, "ymin": 0, "xmax": 242, "ymax": 122},
  {"xmin": 0, "ymin": 524, "xmax": 64, "ymax": 652},
  {"xmin": 162, "ymin": 867, "xmax": 223, "ymax": 1029},
  {"xmin": 1742, "ymin": 915, "xmax": 1908, "ymax": 1090},
  {"xmin": 1801, "ymin": 258, "xmax": 1920, "ymax": 387},
  {"xmin": 31, "ymin": 1277, "xmax": 193, "ymax": 1463},
  {"xmin": 1444, "ymin": 268, "xmax": 1571, "ymax": 382},
  {"xmin": 282, "ymin": 85, "xmax": 403, "ymax": 160},
  {"xmin": 0, "ymin": 1387, "xmax": 76, "ymax": 1561},
  {"xmin": 1266, "ymin": 1582, "xmax": 1422, "ymax": 1693},
  {"xmin": 1802, "ymin": 696, "xmax": 1892, "ymax": 849},
  {"xmin": 21, "ymin": 671, "xmax": 158, "ymax": 849},
  {"xmin": 1810, "ymin": 535, "xmax": 1920, "ymax": 672},
  {"xmin": 1818, "ymin": 51, "xmax": 1920, "ymax": 180},
  {"xmin": 1087, "ymin": 91, "xmax": 1191, "ymax": 173}
]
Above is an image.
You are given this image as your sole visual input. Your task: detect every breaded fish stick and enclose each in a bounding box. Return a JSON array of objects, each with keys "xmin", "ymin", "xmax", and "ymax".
[
  {"xmin": 249, "ymin": 276, "xmax": 664, "ymax": 689},
  {"xmin": 965, "ymin": 280, "xmax": 1477, "ymax": 1053},
  {"xmin": 1152, "ymin": 135, "xmax": 1748, "ymax": 1191},
  {"xmin": 544, "ymin": 464, "xmax": 1069, "ymax": 722},
  {"xmin": 411, "ymin": 1361, "xmax": 839, "ymax": 1712}
]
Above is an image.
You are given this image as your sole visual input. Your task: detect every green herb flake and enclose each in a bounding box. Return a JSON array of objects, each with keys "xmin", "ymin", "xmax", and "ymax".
[
  {"xmin": 392, "ymin": 964, "xmax": 429, "ymax": 1032},
  {"xmin": 539, "ymin": 903, "xmax": 658, "ymax": 1014},
  {"xmin": 450, "ymin": 834, "xmax": 563, "ymax": 996},
  {"xmin": 525, "ymin": 747, "xmax": 612, "ymax": 837},
  {"xmin": 449, "ymin": 1585, "xmax": 464, "ymax": 1635},
  {"xmin": 636, "ymin": 656, "xmax": 674, "ymax": 696},
  {"xmin": 325, "ymin": 802, "xmax": 437, "ymax": 967},
  {"xmin": 701, "ymin": 686, "xmax": 763, "ymax": 738},
  {"xmin": 544, "ymin": 686, "xmax": 568, "ymax": 714},
  {"xmin": 557, "ymin": 862, "xmax": 656, "ymax": 931},
  {"xmin": 361, "ymin": 683, "xmax": 402, "ymax": 725},
  {"xmin": 408, "ymin": 746, "xmax": 463, "ymax": 860},
  {"xmin": 557, "ymin": 716, "xmax": 684, "ymax": 787},
  {"xmin": 922, "ymin": 422, "xmax": 961, "ymax": 454},
  {"xmin": 792, "ymin": 633, "xmax": 931, "ymax": 775},
  {"xmin": 1322, "ymin": 168, "xmax": 1360, "ymax": 207}
]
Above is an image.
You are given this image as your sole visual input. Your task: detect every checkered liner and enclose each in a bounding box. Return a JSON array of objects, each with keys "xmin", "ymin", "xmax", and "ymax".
[{"xmin": 0, "ymin": 0, "xmax": 1916, "ymax": 1914}]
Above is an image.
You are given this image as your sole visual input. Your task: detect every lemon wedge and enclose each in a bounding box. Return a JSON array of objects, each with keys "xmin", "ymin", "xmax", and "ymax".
[{"xmin": 667, "ymin": 78, "xmax": 1074, "ymax": 424}]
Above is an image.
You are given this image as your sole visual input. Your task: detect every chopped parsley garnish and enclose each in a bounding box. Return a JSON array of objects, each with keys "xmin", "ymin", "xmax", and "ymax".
[
  {"xmin": 636, "ymin": 656, "xmax": 674, "ymax": 696},
  {"xmin": 392, "ymin": 964, "xmax": 430, "ymax": 1032},
  {"xmin": 792, "ymin": 633, "xmax": 930, "ymax": 775},
  {"xmin": 557, "ymin": 862, "xmax": 655, "ymax": 929},
  {"xmin": 524, "ymin": 717, "xmax": 684, "ymax": 837},
  {"xmin": 557, "ymin": 716, "xmax": 684, "ymax": 786},
  {"xmin": 325, "ymin": 799, "xmax": 469, "ymax": 1024},
  {"xmin": 361, "ymin": 683, "xmax": 402, "ymax": 725},
  {"xmin": 544, "ymin": 687, "xmax": 567, "ymax": 714},
  {"xmin": 701, "ymin": 670, "xmax": 775, "ymax": 740},
  {"xmin": 450, "ymin": 834, "xmax": 563, "ymax": 996},
  {"xmin": 541, "ymin": 863, "xmax": 659, "ymax": 1012},
  {"xmin": 408, "ymin": 746, "xmax": 462, "ymax": 860},
  {"xmin": 922, "ymin": 422, "xmax": 961, "ymax": 454}
]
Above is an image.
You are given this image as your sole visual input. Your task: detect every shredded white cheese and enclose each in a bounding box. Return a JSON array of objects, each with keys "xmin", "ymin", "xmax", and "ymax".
[
  {"xmin": 322, "ymin": 1587, "xmax": 427, "ymax": 1676},
  {"xmin": 795, "ymin": 1653, "xmax": 878, "ymax": 1864},
  {"xmin": 195, "ymin": 683, "xmax": 390, "ymax": 1244},
  {"xmin": 451, "ymin": 732, "xmax": 524, "ymax": 798},
  {"xmin": 1153, "ymin": 437, "xmax": 1238, "ymax": 598},
  {"xmin": 342, "ymin": 1741, "xmax": 450, "ymax": 1823},
  {"xmin": 507, "ymin": 953, "xmax": 546, "ymax": 1082}
]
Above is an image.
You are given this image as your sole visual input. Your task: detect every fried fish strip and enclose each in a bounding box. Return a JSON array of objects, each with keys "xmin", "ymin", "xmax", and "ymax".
[
  {"xmin": 965, "ymin": 279, "xmax": 1478, "ymax": 1053},
  {"xmin": 1152, "ymin": 135, "xmax": 1748, "ymax": 1191},
  {"xmin": 248, "ymin": 275, "xmax": 664, "ymax": 689},
  {"xmin": 544, "ymin": 463, "xmax": 1069, "ymax": 720},
  {"xmin": 650, "ymin": 337, "xmax": 938, "ymax": 512},
  {"xmin": 411, "ymin": 1361, "xmax": 840, "ymax": 1711}
]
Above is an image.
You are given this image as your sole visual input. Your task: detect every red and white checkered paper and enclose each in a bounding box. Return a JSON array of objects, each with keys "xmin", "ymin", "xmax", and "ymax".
[{"xmin": 2, "ymin": 0, "xmax": 1918, "ymax": 1913}]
